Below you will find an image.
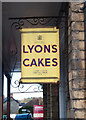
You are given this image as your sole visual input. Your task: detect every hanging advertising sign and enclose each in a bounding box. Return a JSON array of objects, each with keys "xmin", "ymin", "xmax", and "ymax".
[{"xmin": 20, "ymin": 27, "xmax": 60, "ymax": 83}]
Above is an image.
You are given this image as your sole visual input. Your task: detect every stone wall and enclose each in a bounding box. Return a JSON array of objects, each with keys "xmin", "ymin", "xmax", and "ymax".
[{"xmin": 68, "ymin": 2, "xmax": 86, "ymax": 119}]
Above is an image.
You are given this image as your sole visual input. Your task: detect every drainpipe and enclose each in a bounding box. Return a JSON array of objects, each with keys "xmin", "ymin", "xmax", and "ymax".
[
  {"xmin": 50, "ymin": 84, "xmax": 52, "ymax": 120},
  {"xmin": 6, "ymin": 74, "xmax": 11, "ymax": 120}
]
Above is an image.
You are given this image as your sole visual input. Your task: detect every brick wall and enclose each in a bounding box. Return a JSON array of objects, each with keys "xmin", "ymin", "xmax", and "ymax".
[
  {"xmin": 43, "ymin": 83, "xmax": 59, "ymax": 119},
  {"xmin": 68, "ymin": 2, "xmax": 86, "ymax": 119},
  {"xmin": 43, "ymin": 2, "xmax": 86, "ymax": 119}
]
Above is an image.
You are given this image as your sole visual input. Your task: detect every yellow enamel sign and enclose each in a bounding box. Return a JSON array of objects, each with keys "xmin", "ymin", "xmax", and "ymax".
[{"xmin": 20, "ymin": 28, "xmax": 60, "ymax": 83}]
